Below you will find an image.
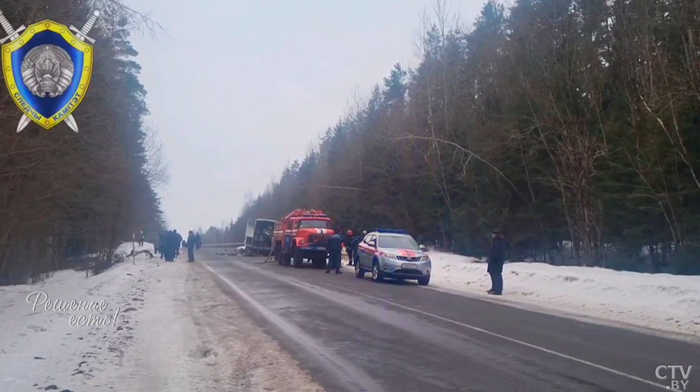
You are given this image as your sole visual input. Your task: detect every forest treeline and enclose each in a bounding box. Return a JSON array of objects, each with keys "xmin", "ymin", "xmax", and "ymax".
[
  {"xmin": 218, "ymin": 0, "xmax": 700, "ymax": 275},
  {"xmin": 0, "ymin": 0, "xmax": 165, "ymax": 284}
]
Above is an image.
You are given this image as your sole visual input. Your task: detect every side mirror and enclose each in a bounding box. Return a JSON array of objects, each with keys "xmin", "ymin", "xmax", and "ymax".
[{"xmin": 419, "ymin": 245, "xmax": 427, "ymax": 252}]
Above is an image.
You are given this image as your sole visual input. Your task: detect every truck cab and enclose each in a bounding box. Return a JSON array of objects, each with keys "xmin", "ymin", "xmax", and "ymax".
[{"xmin": 273, "ymin": 209, "xmax": 334, "ymax": 268}]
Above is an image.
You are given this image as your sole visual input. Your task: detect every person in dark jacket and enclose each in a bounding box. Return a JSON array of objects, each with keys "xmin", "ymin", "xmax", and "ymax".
[
  {"xmin": 327, "ymin": 229, "xmax": 344, "ymax": 274},
  {"xmin": 195, "ymin": 233, "xmax": 202, "ymax": 250},
  {"xmin": 487, "ymin": 230, "xmax": 506, "ymax": 295},
  {"xmin": 187, "ymin": 231, "xmax": 196, "ymax": 262},
  {"xmin": 351, "ymin": 233, "xmax": 362, "ymax": 265},
  {"xmin": 344, "ymin": 230, "xmax": 355, "ymax": 266},
  {"xmin": 173, "ymin": 230, "xmax": 182, "ymax": 257},
  {"xmin": 160, "ymin": 231, "xmax": 166, "ymax": 259},
  {"xmin": 162, "ymin": 230, "xmax": 176, "ymax": 262}
]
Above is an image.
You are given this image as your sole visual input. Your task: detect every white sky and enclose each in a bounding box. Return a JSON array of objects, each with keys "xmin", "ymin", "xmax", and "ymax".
[{"xmin": 129, "ymin": 0, "xmax": 485, "ymax": 232}]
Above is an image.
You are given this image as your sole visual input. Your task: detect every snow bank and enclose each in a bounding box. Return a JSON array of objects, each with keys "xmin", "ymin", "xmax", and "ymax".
[
  {"xmin": 429, "ymin": 252, "xmax": 700, "ymax": 337},
  {"xmin": 0, "ymin": 243, "xmax": 324, "ymax": 392},
  {"xmin": 0, "ymin": 251, "xmax": 155, "ymax": 391}
]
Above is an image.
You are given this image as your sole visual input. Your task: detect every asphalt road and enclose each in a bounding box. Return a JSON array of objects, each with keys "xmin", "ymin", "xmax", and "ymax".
[{"xmin": 198, "ymin": 249, "xmax": 698, "ymax": 392}]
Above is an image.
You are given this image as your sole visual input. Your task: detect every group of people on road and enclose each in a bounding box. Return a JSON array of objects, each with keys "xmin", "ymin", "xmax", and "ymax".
[
  {"xmin": 325, "ymin": 229, "xmax": 366, "ymax": 274},
  {"xmin": 154, "ymin": 230, "xmax": 202, "ymax": 262},
  {"xmin": 156, "ymin": 230, "xmax": 182, "ymax": 262}
]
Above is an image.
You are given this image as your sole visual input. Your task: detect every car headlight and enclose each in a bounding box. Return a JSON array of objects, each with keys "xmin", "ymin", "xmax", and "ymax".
[
  {"xmin": 379, "ymin": 252, "xmax": 396, "ymax": 260},
  {"xmin": 421, "ymin": 255, "xmax": 430, "ymax": 261}
]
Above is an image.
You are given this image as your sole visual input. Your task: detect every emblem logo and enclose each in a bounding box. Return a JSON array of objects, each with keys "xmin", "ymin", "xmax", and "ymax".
[{"xmin": 0, "ymin": 10, "xmax": 99, "ymax": 133}]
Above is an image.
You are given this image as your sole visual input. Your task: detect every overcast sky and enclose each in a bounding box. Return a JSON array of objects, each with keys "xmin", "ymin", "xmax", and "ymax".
[{"xmin": 129, "ymin": 0, "xmax": 485, "ymax": 232}]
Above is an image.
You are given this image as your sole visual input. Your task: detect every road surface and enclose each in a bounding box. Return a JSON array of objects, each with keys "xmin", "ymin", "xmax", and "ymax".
[{"xmin": 198, "ymin": 249, "xmax": 698, "ymax": 392}]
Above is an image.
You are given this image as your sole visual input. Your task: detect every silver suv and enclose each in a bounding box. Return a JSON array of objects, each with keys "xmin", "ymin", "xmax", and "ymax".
[{"xmin": 354, "ymin": 229, "xmax": 431, "ymax": 285}]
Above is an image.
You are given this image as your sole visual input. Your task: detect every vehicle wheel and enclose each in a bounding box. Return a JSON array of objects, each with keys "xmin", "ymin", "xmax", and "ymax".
[
  {"xmin": 293, "ymin": 249, "xmax": 303, "ymax": 268},
  {"xmin": 417, "ymin": 275, "xmax": 430, "ymax": 286},
  {"xmin": 283, "ymin": 254, "xmax": 292, "ymax": 266},
  {"xmin": 355, "ymin": 262, "xmax": 365, "ymax": 279},
  {"xmin": 371, "ymin": 260, "xmax": 384, "ymax": 282}
]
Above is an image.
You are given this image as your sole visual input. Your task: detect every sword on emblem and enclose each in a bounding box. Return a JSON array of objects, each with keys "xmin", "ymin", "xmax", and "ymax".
[
  {"xmin": 0, "ymin": 10, "xmax": 25, "ymax": 44},
  {"xmin": 0, "ymin": 10, "xmax": 99, "ymax": 133},
  {"xmin": 54, "ymin": 10, "xmax": 100, "ymax": 133}
]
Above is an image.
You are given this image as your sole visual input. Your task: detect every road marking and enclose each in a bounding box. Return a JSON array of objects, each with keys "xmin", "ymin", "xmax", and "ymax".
[
  {"xmin": 328, "ymin": 284, "xmax": 668, "ymax": 390},
  {"xmin": 210, "ymin": 258, "xmax": 667, "ymax": 390},
  {"xmin": 201, "ymin": 262, "xmax": 387, "ymax": 392}
]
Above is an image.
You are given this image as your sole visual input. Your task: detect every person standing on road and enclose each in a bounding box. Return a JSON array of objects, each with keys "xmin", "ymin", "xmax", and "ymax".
[
  {"xmin": 173, "ymin": 230, "xmax": 182, "ymax": 257},
  {"xmin": 162, "ymin": 230, "xmax": 175, "ymax": 262},
  {"xmin": 487, "ymin": 230, "xmax": 506, "ymax": 295},
  {"xmin": 187, "ymin": 231, "xmax": 196, "ymax": 262},
  {"xmin": 154, "ymin": 232, "xmax": 160, "ymax": 256},
  {"xmin": 344, "ymin": 230, "xmax": 355, "ymax": 266},
  {"xmin": 157, "ymin": 231, "xmax": 164, "ymax": 259},
  {"xmin": 195, "ymin": 232, "xmax": 202, "ymax": 250},
  {"xmin": 327, "ymin": 229, "xmax": 343, "ymax": 274}
]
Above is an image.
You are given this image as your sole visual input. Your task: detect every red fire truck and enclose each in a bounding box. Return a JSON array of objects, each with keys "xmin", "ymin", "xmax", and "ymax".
[{"xmin": 273, "ymin": 209, "xmax": 334, "ymax": 268}]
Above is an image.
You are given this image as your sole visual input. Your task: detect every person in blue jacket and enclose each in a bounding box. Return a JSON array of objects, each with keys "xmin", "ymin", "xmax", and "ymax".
[{"xmin": 326, "ymin": 229, "xmax": 344, "ymax": 274}]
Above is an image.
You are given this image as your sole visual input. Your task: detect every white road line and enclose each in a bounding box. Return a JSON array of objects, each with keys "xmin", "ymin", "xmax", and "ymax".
[
  {"xmin": 327, "ymin": 284, "xmax": 667, "ymax": 390},
  {"xmin": 200, "ymin": 262, "xmax": 387, "ymax": 392}
]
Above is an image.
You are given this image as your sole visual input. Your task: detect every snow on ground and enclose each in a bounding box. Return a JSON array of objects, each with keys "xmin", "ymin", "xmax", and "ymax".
[
  {"xmin": 0, "ymin": 245, "xmax": 324, "ymax": 392},
  {"xmin": 427, "ymin": 252, "xmax": 700, "ymax": 338}
]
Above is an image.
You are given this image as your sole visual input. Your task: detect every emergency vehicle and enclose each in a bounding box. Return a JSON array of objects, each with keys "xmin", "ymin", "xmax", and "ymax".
[
  {"xmin": 355, "ymin": 229, "xmax": 431, "ymax": 285},
  {"xmin": 273, "ymin": 209, "xmax": 335, "ymax": 268}
]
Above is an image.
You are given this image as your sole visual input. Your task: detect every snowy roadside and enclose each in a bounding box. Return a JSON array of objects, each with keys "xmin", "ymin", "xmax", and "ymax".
[
  {"xmin": 421, "ymin": 252, "xmax": 700, "ymax": 338},
  {"xmin": 0, "ymin": 246, "xmax": 324, "ymax": 392}
]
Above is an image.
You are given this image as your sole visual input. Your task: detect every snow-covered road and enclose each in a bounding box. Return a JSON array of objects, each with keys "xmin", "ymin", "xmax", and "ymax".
[{"xmin": 0, "ymin": 245, "xmax": 324, "ymax": 392}]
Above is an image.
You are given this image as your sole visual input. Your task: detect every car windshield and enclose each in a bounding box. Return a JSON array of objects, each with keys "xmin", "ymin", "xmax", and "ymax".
[
  {"xmin": 298, "ymin": 220, "xmax": 330, "ymax": 229},
  {"xmin": 378, "ymin": 235, "xmax": 419, "ymax": 250}
]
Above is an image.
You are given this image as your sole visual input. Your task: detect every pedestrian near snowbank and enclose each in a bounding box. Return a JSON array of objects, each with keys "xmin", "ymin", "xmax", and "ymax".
[{"xmin": 487, "ymin": 230, "xmax": 506, "ymax": 295}]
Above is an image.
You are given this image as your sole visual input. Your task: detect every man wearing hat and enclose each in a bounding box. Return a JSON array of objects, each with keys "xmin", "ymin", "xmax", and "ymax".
[{"xmin": 487, "ymin": 230, "xmax": 506, "ymax": 295}]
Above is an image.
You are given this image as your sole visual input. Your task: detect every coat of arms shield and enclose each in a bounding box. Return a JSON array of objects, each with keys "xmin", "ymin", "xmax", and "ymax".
[{"xmin": 1, "ymin": 11, "xmax": 98, "ymax": 132}]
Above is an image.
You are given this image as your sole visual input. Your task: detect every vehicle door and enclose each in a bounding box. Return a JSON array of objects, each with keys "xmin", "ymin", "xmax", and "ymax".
[
  {"xmin": 360, "ymin": 234, "xmax": 377, "ymax": 268},
  {"xmin": 284, "ymin": 221, "xmax": 293, "ymax": 250}
]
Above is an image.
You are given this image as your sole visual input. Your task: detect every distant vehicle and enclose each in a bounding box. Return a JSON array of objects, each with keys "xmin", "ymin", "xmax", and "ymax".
[
  {"xmin": 355, "ymin": 229, "xmax": 431, "ymax": 285},
  {"xmin": 273, "ymin": 209, "xmax": 334, "ymax": 268},
  {"xmin": 244, "ymin": 219, "xmax": 277, "ymax": 256}
]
